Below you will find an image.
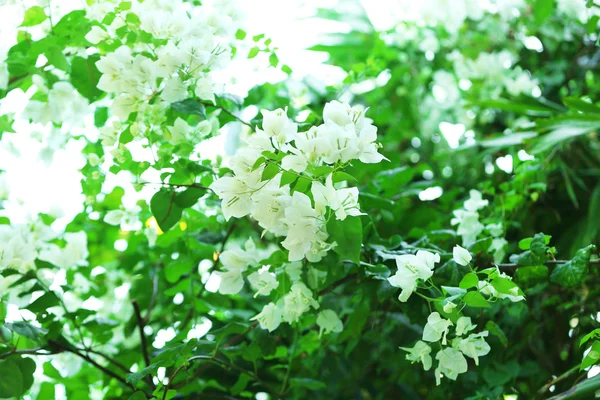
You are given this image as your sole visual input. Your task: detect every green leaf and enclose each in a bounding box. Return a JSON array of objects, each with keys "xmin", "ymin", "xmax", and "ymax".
[
  {"xmin": 171, "ymin": 99, "xmax": 206, "ymax": 117},
  {"xmin": 70, "ymin": 55, "xmax": 102, "ymax": 102},
  {"xmin": 235, "ymin": 29, "xmax": 246, "ymax": 40},
  {"xmin": 563, "ymin": 97, "xmax": 600, "ymax": 114},
  {"xmin": 269, "ymin": 52, "xmax": 279, "ymax": 67},
  {"xmin": 289, "ymin": 378, "xmax": 327, "ymax": 391},
  {"xmin": 128, "ymin": 391, "xmax": 147, "ymax": 400},
  {"xmin": 363, "ymin": 263, "xmax": 390, "ymax": 280},
  {"xmin": 94, "ymin": 107, "xmax": 109, "ymax": 127},
  {"xmin": 581, "ymin": 341, "xmax": 600, "ymax": 371},
  {"xmin": 0, "ymin": 360, "xmax": 23, "ymax": 398},
  {"xmin": 5, "ymin": 321, "xmax": 48, "ymax": 342},
  {"xmin": 459, "ymin": 273, "xmax": 479, "ymax": 289},
  {"xmin": 485, "ymin": 321, "xmax": 508, "ymax": 346},
  {"xmin": 26, "ymin": 292, "xmax": 59, "ymax": 313},
  {"xmin": 327, "ymin": 216, "xmax": 362, "ymax": 264},
  {"xmin": 534, "ymin": 0, "xmax": 554, "ymax": 25},
  {"xmin": 510, "ymin": 233, "xmax": 548, "ymax": 266},
  {"xmin": 518, "ymin": 234, "xmax": 552, "ymax": 250},
  {"xmin": 490, "ymin": 277, "xmax": 519, "ymax": 295},
  {"xmin": 21, "ymin": 6, "xmax": 47, "ymax": 27},
  {"xmin": 165, "ymin": 260, "xmax": 192, "ymax": 283},
  {"xmin": 280, "ymin": 171, "xmax": 297, "ymax": 187},
  {"xmin": 550, "ymin": 245, "xmax": 597, "ymax": 288},
  {"xmin": 332, "ymin": 171, "xmax": 358, "ymax": 184},
  {"xmin": 150, "ymin": 189, "xmax": 183, "ymax": 232},
  {"xmin": 261, "ymin": 163, "xmax": 280, "ymax": 181},
  {"xmin": 581, "ymin": 329, "xmax": 600, "ymax": 347},
  {"xmin": 514, "ymin": 265, "xmax": 549, "ymax": 287},
  {"xmin": 248, "ymin": 47, "xmax": 260, "ymax": 59},
  {"xmin": 174, "ymin": 186, "xmax": 206, "ymax": 208},
  {"xmin": 463, "ymin": 291, "xmax": 490, "ymax": 308},
  {"xmin": 12, "ymin": 357, "xmax": 36, "ymax": 395},
  {"xmin": 281, "ymin": 64, "xmax": 292, "ymax": 75},
  {"xmin": 531, "ymin": 114, "xmax": 600, "ymax": 154}
]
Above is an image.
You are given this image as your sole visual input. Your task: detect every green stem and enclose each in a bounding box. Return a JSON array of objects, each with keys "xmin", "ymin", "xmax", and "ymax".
[{"xmin": 280, "ymin": 324, "xmax": 299, "ymax": 395}]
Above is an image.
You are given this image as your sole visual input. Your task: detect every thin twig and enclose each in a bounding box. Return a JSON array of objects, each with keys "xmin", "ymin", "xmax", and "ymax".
[
  {"xmin": 132, "ymin": 301, "xmax": 152, "ymax": 368},
  {"xmin": 497, "ymin": 259, "xmax": 600, "ymax": 269},
  {"xmin": 318, "ymin": 273, "xmax": 359, "ymax": 296},
  {"xmin": 536, "ymin": 364, "xmax": 580, "ymax": 398},
  {"xmin": 49, "ymin": 340, "xmax": 135, "ymax": 391},
  {"xmin": 162, "ymin": 355, "xmax": 278, "ymax": 400},
  {"xmin": 204, "ymin": 103, "xmax": 253, "ymax": 128}
]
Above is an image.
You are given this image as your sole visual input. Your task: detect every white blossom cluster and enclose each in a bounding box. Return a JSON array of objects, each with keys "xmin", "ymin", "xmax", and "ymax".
[
  {"xmin": 210, "ymin": 101, "xmax": 386, "ymax": 262},
  {"xmin": 402, "ymin": 314, "xmax": 490, "ymax": 385},
  {"xmin": 451, "ymin": 189, "xmax": 508, "ymax": 263},
  {"xmin": 89, "ymin": 0, "xmax": 241, "ymax": 119},
  {"xmin": 0, "ymin": 222, "xmax": 88, "ymax": 275},
  {"xmin": 212, "ymin": 237, "xmax": 343, "ymax": 335}
]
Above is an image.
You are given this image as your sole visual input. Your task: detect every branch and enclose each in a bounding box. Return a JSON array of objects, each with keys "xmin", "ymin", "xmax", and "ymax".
[
  {"xmin": 0, "ymin": 347, "xmax": 58, "ymax": 360},
  {"xmin": 203, "ymin": 103, "xmax": 253, "ymax": 128},
  {"xmin": 536, "ymin": 364, "xmax": 580, "ymax": 398},
  {"xmin": 132, "ymin": 300, "xmax": 156, "ymax": 390},
  {"xmin": 318, "ymin": 273, "xmax": 359, "ymax": 296},
  {"xmin": 497, "ymin": 259, "xmax": 600, "ymax": 269},
  {"xmin": 162, "ymin": 355, "xmax": 279, "ymax": 400},
  {"xmin": 49, "ymin": 340, "xmax": 136, "ymax": 391}
]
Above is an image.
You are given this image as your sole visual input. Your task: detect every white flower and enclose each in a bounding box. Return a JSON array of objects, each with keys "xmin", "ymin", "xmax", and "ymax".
[
  {"xmin": 463, "ymin": 190, "xmax": 488, "ymax": 212},
  {"xmin": 311, "ymin": 174, "xmax": 363, "ymax": 220},
  {"xmin": 443, "ymin": 301, "xmax": 457, "ymax": 313},
  {"xmin": 281, "ymin": 154, "xmax": 308, "ymax": 173},
  {"xmin": 216, "ymin": 269, "xmax": 244, "ymax": 295},
  {"xmin": 455, "ymin": 316, "xmax": 477, "ymax": 336},
  {"xmin": 316, "ymin": 309, "xmax": 343, "ymax": 337},
  {"xmin": 400, "ymin": 340, "xmax": 433, "ymax": 371},
  {"xmin": 250, "ymin": 302, "xmax": 282, "ymax": 332},
  {"xmin": 85, "ymin": 26, "xmax": 109, "ymax": 45},
  {"xmin": 260, "ymin": 108, "xmax": 297, "ymax": 149},
  {"xmin": 168, "ymin": 117, "xmax": 191, "ymax": 145},
  {"xmin": 434, "ymin": 348, "xmax": 468, "ymax": 385},
  {"xmin": 281, "ymin": 192, "xmax": 322, "ymax": 262},
  {"xmin": 0, "ymin": 62, "xmax": 8, "ymax": 91},
  {"xmin": 451, "ymin": 210, "xmax": 484, "ymax": 246},
  {"xmin": 422, "ymin": 312, "xmax": 452, "ymax": 344},
  {"xmin": 282, "ymin": 282, "xmax": 319, "ymax": 323},
  {"xmin": 453, "ymin": 331, "xmax": 490, "ymax": 366},
  {"xmin": 194, "ymin": 76, "xmax": 215, "ymax": 103},
  {"xmin": 161, "ymin": 76, "xmax": 188, "ymax": 103},
  {"xmin": 250, "ymin": 176, "xmax": 291, "ymax": 236},
  {"xmin": 210, "ymin": 172, "xmax": 262, "ymax": 221},
  {"xmin": 247, "ymin": 266, "xmax": 279, "ymax": 297},
  {"xmin": 387, "ymin": 251, "xmax": 439, "ymax": 302},
  {"xmin": 490, "ymin": 237, "xmax": 508, "ymax": 263},
  {"xmin": 453, "ymin": 245, "xmax": 472, "ymax": 266}
]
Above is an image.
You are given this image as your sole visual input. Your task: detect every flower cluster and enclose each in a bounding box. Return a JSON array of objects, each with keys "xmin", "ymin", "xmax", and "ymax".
[
  {"xmin": 402, "ymin": 314, "xmax": 490, "ymax": 385},
  {"xmin": 0, "ymin": 222, "xmax": 88, "ymax": 275},
  {"xmin": 210, "ymin": 101, "xmax": 386, "ymax": 262},
  {"xmin": 451, "ymin": 189, "xmax": 508, "ymax": 263},
  {"xmin": 87, "ymin": 0, "xmax": 242, "ymax": 164}
]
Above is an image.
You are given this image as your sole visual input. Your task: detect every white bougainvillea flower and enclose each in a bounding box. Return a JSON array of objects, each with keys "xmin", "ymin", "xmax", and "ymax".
[
  {"xmin": 311, "ymin": 174, "xmax": 363, "ymax": 220},
  {"xmin": 387, "ymin": 250, "xmax": 439, "ymax": 302},
  {"xmin": 434, "ymin": 348, "xmax": 468, "ymax": 385},
  {"xmin": 443, "ymin": 301, "xmax": 457, "ymax": 313},
  {"xmin": 250, "ymin": 302, "xmax": 282, "ymax": 332},
  {"xmin": 247, "ymin": 266, "xmax": 279, "ymax": 297},
  {"xmin": 463, "ymin": 190, "xmax": 489, "ymax": 212},
  {"xmin": 453, "ymin": 245, "xmax": 472, "ymax": 266},
  {"xmin": 216, "ymin": 269, "xmax": 244, "ymax": 295},
  {"xmin": 281, "ymin": 192, "xmax": 322, "ymax": 261},
  {"xmin": 260, "ymin": 108, "xmax": 297, "ymax": 149},
  {"xmin": 209, "ymin": 173, "xmax": 262, "ymax": 221},
  {"xmin": 400, "ymin": 340, "xmax": 433, "ymax": 371},
  {"xmin": 453, "ymin": 331, "xmax": 491, "ymax": 365},
  {"xmin": 451, "ymin": 210, "xmax": 484, "ymax": 246},
  {"xmin": 455, "ymin": 316, "xmax": 477, "ymax": 336},
  {"xmin": 316, "ymin": 309, "xmax": 343, "ymax": 337},
  {"xmin": 423, "ymin": 312, "xmax": 453, "ymax": 344},
  {"xmin": 282, "ymin": 282, "xmax": 319, "ymax": 323},
  {"xmin": 85, "ymin": 25, "xmax": 109, "ymax": 44}
]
